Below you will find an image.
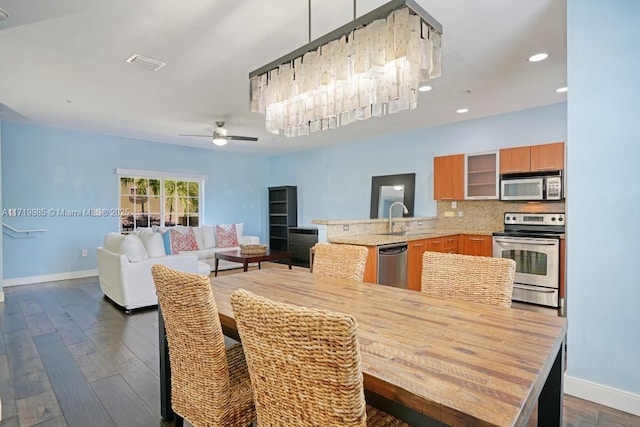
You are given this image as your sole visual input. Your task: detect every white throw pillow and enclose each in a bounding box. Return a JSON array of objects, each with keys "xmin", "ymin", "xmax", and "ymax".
[
  {"xmin": 235, "ymin": 222, "xmax": 244, "ymax": 243},
  {"xmin": 192, "ymin": 227, "xmax": 205, "ymax": 250},
  {"xmin": 202, "ymin": 225, "xmax": 216, "ymax": 248},
  {"xmin": 121, "ymin": 234, "xmax": 149, "ymax": 262},
  {"xmin": 139, "ymin": 231, "xmax": 166, "ymax": 258},
  {"xmin": 104, "ymin": 233, "xmax": 125, "ymax": 253}
]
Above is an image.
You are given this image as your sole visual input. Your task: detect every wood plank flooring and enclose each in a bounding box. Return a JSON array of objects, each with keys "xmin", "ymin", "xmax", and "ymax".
[{"xmin": 0, "ymin": 267, "xmax": 638, "ymax": 426}]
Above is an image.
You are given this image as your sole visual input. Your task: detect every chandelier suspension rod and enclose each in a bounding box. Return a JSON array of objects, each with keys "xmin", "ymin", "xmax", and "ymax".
[{"xmin": 308, "ymin": 0, "xmax": 357, "ymax": 43}]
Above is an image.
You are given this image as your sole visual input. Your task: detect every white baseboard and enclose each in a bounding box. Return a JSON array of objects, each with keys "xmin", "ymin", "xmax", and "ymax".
[
  {"xmin": 2, "ymin": 269, "xmax": 99, "ymax": 287},
  {"xmin": 565, "ymin": 374, "xmax": 640, "ymax": 417}
]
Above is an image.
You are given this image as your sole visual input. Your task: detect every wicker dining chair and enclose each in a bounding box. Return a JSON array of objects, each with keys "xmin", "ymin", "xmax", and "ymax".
[
  {"xmin": 421, "ymin": 251, "xmax": 516, "ymax": 308},
  {"xmin": 151, "ymin": 264, "xmax": 255, "ymax": 427},
  {"xmin": 312, "ymin": 243, "xmax": 369, "ymax": 282},
  {"xmin": 230, "ymin": 288, "xmax": 410, "ymax": 427}
]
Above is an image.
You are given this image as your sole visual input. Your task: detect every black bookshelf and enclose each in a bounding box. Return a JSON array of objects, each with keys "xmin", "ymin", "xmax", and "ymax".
[{"xmin": 268, "ymin": 186, "xmax": 297, "ymax": 253}]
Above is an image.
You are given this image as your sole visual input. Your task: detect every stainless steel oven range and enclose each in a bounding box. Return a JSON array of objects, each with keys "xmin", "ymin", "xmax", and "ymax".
[{"xmin": 492, "ymin": 212, "xmax": 565, "ymax": 308}]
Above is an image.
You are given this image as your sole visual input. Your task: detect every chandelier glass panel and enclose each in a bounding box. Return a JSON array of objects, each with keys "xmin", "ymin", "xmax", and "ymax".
[{"xmin": 249, "ymin": 0, "xmax": 442, "ymax": 138}]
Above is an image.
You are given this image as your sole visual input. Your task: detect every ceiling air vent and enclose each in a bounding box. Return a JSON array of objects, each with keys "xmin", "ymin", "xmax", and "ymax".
[{"xmin": 125, "ymin": 54, "xmax": 166, "ymax": 71}]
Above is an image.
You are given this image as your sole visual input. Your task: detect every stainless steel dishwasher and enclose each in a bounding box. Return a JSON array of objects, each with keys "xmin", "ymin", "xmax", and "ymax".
[{"xmin": 377, "ymin": 243, "xmax": 408, "ymax": 288}]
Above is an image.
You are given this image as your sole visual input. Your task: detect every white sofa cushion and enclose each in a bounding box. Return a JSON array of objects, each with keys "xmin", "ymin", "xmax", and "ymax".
[
  {"xmin": 192, "ymin": 227, "xmax": 205, "ymax": 249},
  {"xmin": 201, "ymin": 225, "xmax": 216, "ymax": 248},
  {"xmin": 121, "ymin": 234, "xmax": 149, "ymax": 262},
  {"xmin": 138, "ymin": 230, "xmax": 166, "ymax": 258},
  {"xmin": 104, "ymin": 232, "xmax": 125, "ymax": 253},
  {"xmin": 181, "ymin": 248, "xmax": 219, "ymax": 260}
]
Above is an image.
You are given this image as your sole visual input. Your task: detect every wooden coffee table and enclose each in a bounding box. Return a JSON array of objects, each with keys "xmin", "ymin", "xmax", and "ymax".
[{"xmin": 214, "ymin": 249, "xmax": 292, "ymax": 276}]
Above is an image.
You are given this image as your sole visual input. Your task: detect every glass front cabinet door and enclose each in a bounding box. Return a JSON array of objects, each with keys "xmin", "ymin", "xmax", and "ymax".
[{"xmin": 464, "ymin": 150, "xmax": 499, "ymax": 199}]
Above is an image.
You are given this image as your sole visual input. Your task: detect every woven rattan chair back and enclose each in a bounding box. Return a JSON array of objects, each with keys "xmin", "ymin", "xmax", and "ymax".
[
  {"xmin": 312, "ymin": 243, "xmax": 368, "ymax": 282},
  {"xmin": 230, "ymin": 289, "xmax": 409, "ymax": 427},
  {"xmin": 151, "ymin": 264, "xmax": 255, "ymax": 427},
  {"xmin": 421, "ymin": 252, "xmax": 516, "ymax": 308}
]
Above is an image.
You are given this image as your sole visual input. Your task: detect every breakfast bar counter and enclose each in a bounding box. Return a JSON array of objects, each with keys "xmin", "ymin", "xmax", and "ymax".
[{"xmin": 327, "ymin": 229, "xmax": 497, "ymax": 246}]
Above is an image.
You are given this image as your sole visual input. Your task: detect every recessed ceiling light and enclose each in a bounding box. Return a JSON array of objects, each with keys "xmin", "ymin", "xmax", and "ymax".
[
  {"xmin": 555, "ymin": 86, "xmax": 568, "ymax": 93},
  {"xmin": 418, "ymin": 85, "xmax": 432, "ymax": 92},
  {"xmin": 528, "ymin": 53, "xmax": 549, "ymax": 62},
  {"xmin": 0, "ymin": 8, "xmax": 9, "ymax": 21},
  {"xmin": 456, "ymin": 108, "xmax": 469, "ymax": 114}
]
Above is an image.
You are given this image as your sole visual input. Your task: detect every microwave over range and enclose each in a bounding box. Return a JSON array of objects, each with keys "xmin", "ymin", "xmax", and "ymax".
[{"xmin": 500, "ymin": 170, "xmax": 563, "ymax": 201}]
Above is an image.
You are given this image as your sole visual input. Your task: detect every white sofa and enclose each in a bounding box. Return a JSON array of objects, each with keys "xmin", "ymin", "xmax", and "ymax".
[
  {"xmin": 162, "ymin": 223, "xmax": 260, "ymax": 272},
  {"xmin": 97, "ymin": 224, "xmax": 259, "ymax": 312},
  {"xmin": 97, "ymin": 231, "xmax": 210, "ymax": 312}
]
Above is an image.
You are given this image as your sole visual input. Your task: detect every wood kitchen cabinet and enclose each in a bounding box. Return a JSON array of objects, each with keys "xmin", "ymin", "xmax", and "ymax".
[
  {"xmin": 530, "ymin": 142, "xmax": 565, "ymax": 172},
  {"xmin": 459, "ymin": 234, "xmax": 492, "ymax": 257},
  {"xmin": 427, "ymin": 235, "xmax": 458, "ymax": 253},
  {"xmin": 500, "ymin": 142, "xmax": 565, "ymax": 174},
  {"xmin": 499, "ymin": 146, "xmax": 531, "ymax": 174},
  {"xmin": 434, "ymin": 154, "xmax": 464, "ymax": 200},
  {"xmin": 362, "ymin": 245, "xmax": 378, "ymax": 284},
  {"xmin": 407, "ymin": 235, "xmax": 458, "ymax": 291},
  {"xmin": 407, "ymin": 239, "xmax": 429, "ymax": 291},
  {"xmin": 465, "ymin": 151, "xmax": 499, "ymax": 199}
]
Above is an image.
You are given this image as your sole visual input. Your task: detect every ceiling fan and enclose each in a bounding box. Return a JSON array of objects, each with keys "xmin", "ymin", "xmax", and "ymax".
[{"xmin": 180, "ymin": 121, "xmax": 258, "ymax": 146}]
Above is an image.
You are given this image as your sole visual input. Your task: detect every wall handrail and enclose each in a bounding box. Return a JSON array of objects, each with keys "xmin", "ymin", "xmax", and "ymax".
[{"xmin": 2, "ymin": 222, "xmax": 48, "ymax": 238}]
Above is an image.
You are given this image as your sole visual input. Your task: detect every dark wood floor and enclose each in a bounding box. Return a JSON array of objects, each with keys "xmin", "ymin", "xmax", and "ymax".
[{"xmin": 0, "ymin": 271, "xmax": 638, "ymax": 426}]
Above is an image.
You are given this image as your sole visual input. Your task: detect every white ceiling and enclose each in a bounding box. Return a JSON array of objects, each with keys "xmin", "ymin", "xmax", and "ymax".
[{"xmin": 0, "ymin": 0, "xmax": 566, "ymax": 156}]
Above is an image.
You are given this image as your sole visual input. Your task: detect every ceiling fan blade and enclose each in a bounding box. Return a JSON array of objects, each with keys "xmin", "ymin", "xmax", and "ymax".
[
  {"xmin": 228, "ymin": 135, "xmax": 259, "ymax": 142},
  {"xmin": 179, "ymin": 134, "xmax": 211, "ymax": 137}
]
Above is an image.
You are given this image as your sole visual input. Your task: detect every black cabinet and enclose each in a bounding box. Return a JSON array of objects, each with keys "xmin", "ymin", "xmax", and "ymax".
[
  {"xmin": 268, "ymin": 186, "xmax": 297, "ymax": 252},
  {"xmin": 288, "ymin": 227, "xmax": 318, "ymax": 268}
]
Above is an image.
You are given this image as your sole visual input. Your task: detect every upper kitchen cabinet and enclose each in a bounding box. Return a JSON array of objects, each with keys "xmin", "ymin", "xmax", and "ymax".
[
  {"xmin": 464, "ymin": 151, "xmax": 499, "ymax": 199},
  {"xmin": 530, "ymin": 142, "xmax": 565, "ymax": 172},
  {"xmin": 433, "ymin": 154, "xmax": 464, "ymax": 200},
  {"xmin": 500, "ymin": 142, "xmax": 565, "ymax": 174}
]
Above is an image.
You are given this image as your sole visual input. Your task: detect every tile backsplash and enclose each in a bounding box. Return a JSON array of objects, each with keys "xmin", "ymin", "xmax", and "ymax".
[
  {"xmin": 436, "ymin": 200, "xmax": 566, "ymax": 231},
  {"xmin": 314, "ymin": 199, "xmax": 566, "ymax": 239}
]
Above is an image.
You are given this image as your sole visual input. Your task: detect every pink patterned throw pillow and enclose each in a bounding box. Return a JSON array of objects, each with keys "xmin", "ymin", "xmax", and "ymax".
[
  {"xmin": 215, "ymin": 224, "xmax": 239, "ymax": 248},
  {"xmin": 169, "ymin": 228, "xmax": 199, "ymax": 253}
]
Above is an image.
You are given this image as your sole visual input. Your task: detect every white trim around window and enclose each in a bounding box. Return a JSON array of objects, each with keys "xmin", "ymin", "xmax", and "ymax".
[
  {"xmin": 115, "ymin": 168, "xmax": 207, "ymax": 181},
  {"xmin": 116, "ymin": 168, "xmax": 206, "ymax": 232}
]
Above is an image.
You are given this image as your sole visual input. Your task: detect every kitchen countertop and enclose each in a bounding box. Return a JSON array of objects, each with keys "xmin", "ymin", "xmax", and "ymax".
[{"xmin": 328, "ymin": 229, "xmax": 498, "ymax": 246}]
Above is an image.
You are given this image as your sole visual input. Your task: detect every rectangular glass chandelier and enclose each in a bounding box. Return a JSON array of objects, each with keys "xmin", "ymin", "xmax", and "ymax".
[{"xmin": 249, "ymin": 0, "xmax": 442, "ymax": 138}]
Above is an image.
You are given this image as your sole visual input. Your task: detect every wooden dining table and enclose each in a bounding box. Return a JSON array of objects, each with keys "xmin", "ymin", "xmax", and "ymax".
[{"xmin": 158, "ymin": 269, "xmax": 567, "ymax": 427}]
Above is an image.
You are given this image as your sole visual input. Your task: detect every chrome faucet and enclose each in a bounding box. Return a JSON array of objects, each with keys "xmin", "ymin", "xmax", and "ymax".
[{"xmin": 388, "ymin": 201, "xmax": 409, "ymax": 233}]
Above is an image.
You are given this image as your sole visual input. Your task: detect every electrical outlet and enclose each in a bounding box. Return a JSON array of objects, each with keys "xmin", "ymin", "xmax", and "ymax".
[
  {"xmin": 451, "ymin": 201, "xmax": 457, "ymax": 209},
  {"xmin": 342, "ymin": 224, "xmax": 349, "ymax": 231},
  {"xmin": 444, "ymin": 211, "xmax": 455, "ymax": 217},
  {"xmin": 81, "ymin": 248, "xmax": 88, "ymax": 257},
  {"xmin": 457, "ymin": 211, "xmax": 464, "ymax": 217}
]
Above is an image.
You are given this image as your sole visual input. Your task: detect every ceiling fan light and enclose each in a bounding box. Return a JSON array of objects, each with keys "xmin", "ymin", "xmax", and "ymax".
[{"xmin": 212, "ymin": 137, "xmax": 228, "ymax": 146}]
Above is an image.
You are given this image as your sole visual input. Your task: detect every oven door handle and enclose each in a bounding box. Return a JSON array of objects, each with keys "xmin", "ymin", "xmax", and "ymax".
[
  {"xmin": 513, "ymin": 284, "xmax": 557, "ymax": 293},
  {"xmin": 493, "ymin": 238, "xmax": 558, "ymax": 245}
]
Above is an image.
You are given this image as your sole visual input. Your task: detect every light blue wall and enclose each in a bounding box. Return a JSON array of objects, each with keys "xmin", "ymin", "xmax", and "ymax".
[
  {"xmin": 567, "ymin": 0, "xmax": 640, "ymax": 394},
  {"xmin": 0, "ymin": 113, "xmax": 3, "ymax": 295},
  {"xmin": 270, "ymin": 103, "xmax": 567, "ymax": 224},
  {"xmin": 1, "ymin": 122, "xmax": 270, "ymax": 279}
]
